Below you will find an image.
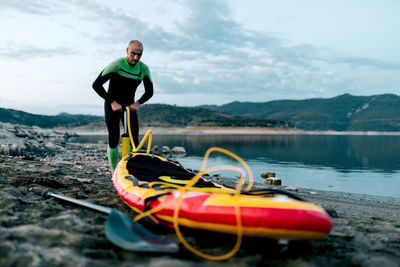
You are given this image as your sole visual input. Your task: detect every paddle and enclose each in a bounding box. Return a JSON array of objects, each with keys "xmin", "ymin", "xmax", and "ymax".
[{"xmin": 42, "ymin": 191, "xmax": 179, "ymax": 253}]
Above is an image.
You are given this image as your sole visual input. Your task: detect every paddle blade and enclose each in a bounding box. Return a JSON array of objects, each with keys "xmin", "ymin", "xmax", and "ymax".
[{"xmin": 105, "ymin": 210, "xmax": 179, "ymax": 253}]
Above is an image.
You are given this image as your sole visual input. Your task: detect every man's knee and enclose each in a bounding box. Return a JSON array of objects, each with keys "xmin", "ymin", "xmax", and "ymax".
[{"xmin": 108, "ymin": 135, "xmax": 119, "ymax": 148}]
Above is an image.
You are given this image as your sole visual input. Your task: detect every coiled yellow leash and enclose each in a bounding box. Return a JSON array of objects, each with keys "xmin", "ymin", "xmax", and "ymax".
[
  {"xmin": 122, "ymin": 106, "xmax": 152, "ymax": 156},
  {"xmin": 124, "ymin": 107, "xmax": 254, "ymax": 261}
]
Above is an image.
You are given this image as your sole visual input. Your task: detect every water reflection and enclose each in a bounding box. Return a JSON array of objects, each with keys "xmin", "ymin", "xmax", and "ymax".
[
  {"xmin": 150, "ymin": 135, "xmax": 400, "ymax": 173},
  {"xmin": 71, "ymin": 134, "xmax": 400, "ymax": 173}
]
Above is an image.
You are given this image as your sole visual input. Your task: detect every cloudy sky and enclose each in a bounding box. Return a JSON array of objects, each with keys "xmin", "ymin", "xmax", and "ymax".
[{"xmin": 1, "ymin": 0, "xmax": 399, "ymax": 115}]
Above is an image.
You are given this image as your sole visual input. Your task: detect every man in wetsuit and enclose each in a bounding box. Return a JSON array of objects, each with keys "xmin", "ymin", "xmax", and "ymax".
[{"xmin": 92, "ymin": 40, "xmax": 153, "ymax": 173}]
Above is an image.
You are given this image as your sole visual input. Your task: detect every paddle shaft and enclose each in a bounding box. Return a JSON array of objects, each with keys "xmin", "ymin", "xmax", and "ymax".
[
  {"xmin": 124, "ymin": 109, "xmax": 128, "ymax": 134},
  {"xmin": 43, "ymin": 191, "xmax": 112, "ymax": 215}
]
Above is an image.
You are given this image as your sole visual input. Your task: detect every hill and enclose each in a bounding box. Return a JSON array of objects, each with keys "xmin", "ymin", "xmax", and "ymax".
[
  {"xmin": 0, "ymin": 105, "xmax": 290, "ymax": 129},
  {"xmin": 137, "ymin": 104, "xmax": 290, "ymax": 128},
  {"xmin": 200, "ymin": 94, "xmax": 400, "ymax": 131},
  {"xmin": 0, "ymin": 108, "xmax": 103, "ymax": 128}
]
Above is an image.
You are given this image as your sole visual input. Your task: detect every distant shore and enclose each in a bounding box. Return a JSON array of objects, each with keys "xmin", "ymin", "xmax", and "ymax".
[{"xmin": 75, "ymin": 126, "xmax": 400, "ymax": 136}]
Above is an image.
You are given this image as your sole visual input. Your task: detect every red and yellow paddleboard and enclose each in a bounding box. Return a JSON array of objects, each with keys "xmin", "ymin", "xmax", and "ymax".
[{"xmin": 113, "ymin": 152, "xmax": 332, "ymax": 240}]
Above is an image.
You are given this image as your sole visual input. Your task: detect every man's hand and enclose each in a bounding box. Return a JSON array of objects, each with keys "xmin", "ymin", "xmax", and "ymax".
[
  {"xmin": 129, "ymin": 101, "xmax": 140, "ymax": 112},
  {"xmin": 110, "ymin": 101, "xmax": 123, "ymax": 112}
]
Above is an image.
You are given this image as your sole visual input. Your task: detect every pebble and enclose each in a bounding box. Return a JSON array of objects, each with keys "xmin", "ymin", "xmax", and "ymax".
[
  {"xmin": 53, "ymin": 160, "xmax": 74, "ymax": 166},
  {"xmin": 1, "ymin": 144, "xmax": 10, "ymax": 155},
  {"xmin": 261, "ymin": 171, "xmax": 276, "ymax": 178},
  {"xmin": 284, "ymin": 185, "xmax": 297, "ymax": 191},
  {"xmin": 264, "ymin": 177, "xmax": 282, "ymax": 185}
]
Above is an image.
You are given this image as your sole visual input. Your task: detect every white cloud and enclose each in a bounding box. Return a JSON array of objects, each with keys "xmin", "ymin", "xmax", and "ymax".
[
  {"xmin": 0, "ymin": 0, "xmax": 63, "ymax": 15},
  {"xmin": 0, "ymin": 43, "xmax": 77, "ymax": 59}
]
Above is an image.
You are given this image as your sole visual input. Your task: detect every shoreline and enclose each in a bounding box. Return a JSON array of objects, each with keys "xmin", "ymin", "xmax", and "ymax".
[{"xmin": 74, "ymin": 126, "xmax": 400, "ymax": 136}]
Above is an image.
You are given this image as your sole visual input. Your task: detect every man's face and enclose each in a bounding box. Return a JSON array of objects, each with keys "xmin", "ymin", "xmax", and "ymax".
[{"xmin": 126, "ymin": 43, "xmax": 143, "ymax": 66}]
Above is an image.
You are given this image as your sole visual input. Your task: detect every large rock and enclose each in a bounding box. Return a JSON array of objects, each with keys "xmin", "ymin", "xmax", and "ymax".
[
  {"xmin": 152, "ymin": 145, "xmax": 187, "ymax": 156},
  {"xmin": 171, "ymin": 146, "xmax": 186, "ymax": 154},
  {"xmin": 0, "ymin": 122, "xmax": 72, "ymax": 157}
]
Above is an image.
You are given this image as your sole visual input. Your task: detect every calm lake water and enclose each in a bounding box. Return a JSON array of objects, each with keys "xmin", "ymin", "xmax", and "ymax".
[{"xmin": 71, "ymin": 134, "xmax": 400, "ymax": 198}]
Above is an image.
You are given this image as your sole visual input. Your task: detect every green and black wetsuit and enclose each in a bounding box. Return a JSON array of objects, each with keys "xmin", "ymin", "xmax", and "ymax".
[{"xmin": 92, "ymin": 57, "xmax": 153, "ymax": 148}]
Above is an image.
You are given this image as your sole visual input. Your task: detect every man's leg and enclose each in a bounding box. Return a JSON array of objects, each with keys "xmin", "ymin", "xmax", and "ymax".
[{"xmin": 104, "ymin": 103, "xmax": 121, "ymax": 173}]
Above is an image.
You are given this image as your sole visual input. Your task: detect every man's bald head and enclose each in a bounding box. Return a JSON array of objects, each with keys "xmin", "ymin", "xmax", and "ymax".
[
  {"xmin": 126, "ymin": 40, "xmax": 143, "ymax": 66},
  {"xmin": 128, "ymin": 40, "xmax": 143, "ymax": 50}
]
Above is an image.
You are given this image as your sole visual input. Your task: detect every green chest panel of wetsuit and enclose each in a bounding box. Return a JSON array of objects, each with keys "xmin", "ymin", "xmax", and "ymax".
[{"xmin": 93, "ymin": 58, "xmax": 153, "ymax": 106}]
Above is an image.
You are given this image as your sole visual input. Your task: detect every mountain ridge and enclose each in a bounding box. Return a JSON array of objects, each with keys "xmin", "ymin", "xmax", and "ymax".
[
  {"xmin": 0, "ymin": 105, "xmax": 290, "ymax": 129},
  {"xmin": 199, "ymin": 93, "xmax": 400, "ymax": 131}
]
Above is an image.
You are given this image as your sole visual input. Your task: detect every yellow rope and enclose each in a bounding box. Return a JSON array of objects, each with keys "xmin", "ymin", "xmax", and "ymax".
[
  {"xmin": 131, "ymin": 146, "xmax": 253, "ymax": 261},
  {"xmin": 172, "ymin": 147, "xmax": 248, "ymax": 260},
  {"xmin": 126, "ymin": 107, "xmax": 152, "ymax": 154},
  {"xmin": 125, "ymin": 107, "xmax": 254, "ymax": 260}
]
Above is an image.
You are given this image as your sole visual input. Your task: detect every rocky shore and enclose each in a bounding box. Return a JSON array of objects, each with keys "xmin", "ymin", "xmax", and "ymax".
[
  {"xmin": 0, "ymin": 122, "xmax": 77, "ymax": 157},
  {"xmin": 1, "ymin": 124, "xmax": 400, "ymax": 266}
]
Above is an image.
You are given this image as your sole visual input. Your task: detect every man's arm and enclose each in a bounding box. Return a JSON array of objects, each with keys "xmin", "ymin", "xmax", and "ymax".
[
  {"xmin": 137, "ymin": 76, "xmax": 154, "ymax": 104},
  {"xmin": 129, "ymin": 76, "xmax": 153, "ymax": 112},
  {"xmin": 92, "ymin": 71, "xmax": 113, "ymax": 103}
]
